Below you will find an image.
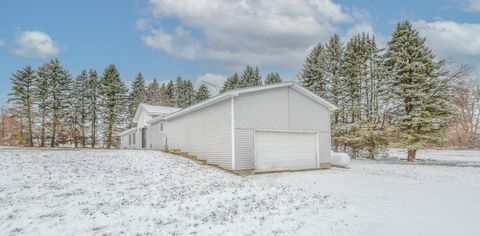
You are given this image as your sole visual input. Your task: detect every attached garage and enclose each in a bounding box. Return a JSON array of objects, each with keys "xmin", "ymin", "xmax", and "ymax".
[
  {"xmin": 122, "ymin": 82, "xmax": 337, "ymax": 173},
  {"xmin": 255, "ymin": 131, "xmax": 318, "ymax": 172}
]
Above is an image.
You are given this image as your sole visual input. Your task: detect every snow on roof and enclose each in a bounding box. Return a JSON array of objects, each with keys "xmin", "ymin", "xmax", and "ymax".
[
  {"xmin": 141, "ymin": 104, "xmax": 181, "ymax": 114},
  {"xmin": 149, "ymin": 81, "xmax": 337, "ymax": 125},
  {"xmin": 134, "ymin": 103, "xmax": 181, "ymax": 122}
]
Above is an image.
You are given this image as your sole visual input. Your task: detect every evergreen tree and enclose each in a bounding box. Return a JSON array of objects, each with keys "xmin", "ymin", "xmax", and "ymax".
[
  {"xmin": 8, "ymin": 66, "xmax": 36, "ymax": 146},
  {"xmin": 165, "ymin": 80, "xmax": 175, "ymax": 106},
  {"xmin": 86, "ymin": 69, "xmax": 99, "ymax": 148},
  {"xmin": 174, "ymin": 77, "xmax": 196, "ymax": 108},
  {"xmin": 324, "ymin": 34, "xmax": 344, "ymax": 124},
  {"xmin": 265, "ymin": 72, "xmax": 282, "ymax": 84},
  {"xmin": 221, "ymin": 72, "xmax": 240, "ymax": 92},
  {"xmin": 184, "ymin": 80, "xmax": 196, "ymax": 107},
  {"xmin": 99, "ymin": 64, "xmax": 128, "ymax": 149},
  {"xmin": 145, "ymin": 79, "xmax": 162, "ymax": 105},
  {"xmin": 37, "ymin": 59, "xmax": 72, "ymax": 147},
  {"xmin": 128, "ymin": 73, "xmax": 147, "ymax": 127},
  {"xmin": 386, "ymin": 21, "xmax": 452, "ymax": 161},
  {"xmin": 36, "ymin": 64, "xmax": 50, "ymax": 147},
  {"xmin": 301, "ymin": 43, "xmax": 328, "ymax": 97},
  {"xmin": 71, "ymin": 70, "xmax": 89, "ymax": 147},
  {"xmin": 239, "ymin": 65, "xmax": 262, "ymax": 88},
  {"xmin": 196, "ymin": 84, "xmax": 210, "ymax": 102},
  {"xmin": 158, "ymin": 82, "xmax": 172, "ymax": 106}
]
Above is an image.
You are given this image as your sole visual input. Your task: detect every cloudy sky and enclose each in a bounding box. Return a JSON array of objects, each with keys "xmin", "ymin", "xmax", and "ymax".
[{"xmin": 0, "ymin": 0, "xmax": 479, "ymax": 104}]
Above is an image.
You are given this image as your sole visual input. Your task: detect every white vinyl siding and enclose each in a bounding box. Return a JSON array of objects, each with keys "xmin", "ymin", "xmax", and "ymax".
[
  {"xmin": 163, "ymin": 100, "xmax": 232, "ymax": 169},
  {"xmin": 234, "ymin": 87, "xmax": 332, "ymax": 170},
  {"xmin": 148, "ymin": 122, "xmax": 164, "ymax": 150}
]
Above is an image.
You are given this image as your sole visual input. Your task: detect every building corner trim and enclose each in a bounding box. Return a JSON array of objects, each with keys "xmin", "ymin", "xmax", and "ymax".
[{"xmin": 231, "ymin": 97, "xmax": 236, "ymax": 170}]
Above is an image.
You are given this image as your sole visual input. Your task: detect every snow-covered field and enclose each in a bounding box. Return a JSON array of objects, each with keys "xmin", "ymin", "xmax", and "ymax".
[{"xmin": 1, "ymin": 148, "xmax": 479, "ymax": 235}]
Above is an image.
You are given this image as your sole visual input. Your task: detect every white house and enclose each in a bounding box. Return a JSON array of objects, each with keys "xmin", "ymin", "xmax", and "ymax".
[
  {"xmin": 119, "ymin": 104, "xmax": 181, "ymax": 149},
  {"xmin": 120, "ymin": 82, "xmax": 337, "ymax": 172}
]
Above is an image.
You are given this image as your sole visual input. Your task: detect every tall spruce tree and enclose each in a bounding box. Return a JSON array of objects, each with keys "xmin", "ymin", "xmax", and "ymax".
[
  {"xmin": 324, "ymin": 35, "xmax": 344, "ymax": 124},
  {"xmin": 386, "ymin": 21, "xmax": 452, "ymax": 161},
  {"xmin": 165, "ymin": 80, "xmax": 175, "ymax": 106},
  {"xmin": 239, "ymin": 65, "xmax": 262, "ymax": 88},
  {"xmin": 71, "ymin": 70, "xmax": 89, "ymax": 147},
  {"xmin": 221, "ymin": 72, "xmax": 240, "ymax": 92},
  {"xmin": 301, "ymin": 43, "xmax": 328, "ymax": 97},
  {"xmin": 99, "ymin": 64, "xmax": 128, "ymax": 149},
  {"xmin": 265, "ymin": 72, "xmax": 282, "ymax": 84},
  {"xmin": 8, "ymin": 66, "xmax": 36, "ymax": 146},
  {"xmin": 38, "ymin": 59, "xmax": 72, "ymax": 147},
  {"xmin": 146, "ymin": 79, "xmax": 162, "ymax": 105},
  {"xmin": 128, "ymin": 73, "xmax": 147, "ymax": 127},
  {"xmin": 86, "ymin": 69, "xmax": 99, "ymax": 148},
  {"xmin": 36, "ymin": 64, "xmax": 50, "ymax": 147},
  {"xmin": 158, "ymin": 82, "xmax": 172, "ymax": 106},
  {"xmin": 196, "ymin": 84, "xmax": 210, "ymax": 102}
]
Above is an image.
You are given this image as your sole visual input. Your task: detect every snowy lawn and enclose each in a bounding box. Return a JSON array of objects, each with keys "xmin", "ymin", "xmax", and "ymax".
[
  {"xmin": 0, "ymin": 148, "xmax": 366, "ymax": 235},
  {"xmin": 1, "ymin": 148, "xmax": 479, "ymax": 235},
  {"xmin": 255, "ymin": 159, "xmax": 480, "ymax": 235}
]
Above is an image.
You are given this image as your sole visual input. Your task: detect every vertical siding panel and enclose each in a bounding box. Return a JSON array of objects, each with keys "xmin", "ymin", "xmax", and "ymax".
[
  {"xmin": 234, "ymin": 87, "xmax": 333, "ymax": 170},
  {"xmin": 235, "ymin": 129, "xmax": 254, "ymax": 169}
]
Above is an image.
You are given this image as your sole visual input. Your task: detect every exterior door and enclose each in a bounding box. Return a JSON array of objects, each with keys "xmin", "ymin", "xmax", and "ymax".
[
  {"xmin": 141, "ymin": 128, "xmax": 147, "ymax": 148},
  {"xmin": 255, "ymin": 131, "xmax": 317, "ymax": 172}
]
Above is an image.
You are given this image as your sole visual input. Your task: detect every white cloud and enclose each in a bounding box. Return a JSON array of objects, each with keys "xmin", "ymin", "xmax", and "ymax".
[
  {"xmin": 196, "ymin": 73, "xmax": 227, "ymax": 95},
  {"xmin": 142, "ymin": 26, "xmax": 200, "ymax": 59},
  {"xmin": 414, "ymin": 20, "xmax": 480, "ymax": 67},
  {"xmin": 140, "ymin": 0, "xmax": 370, "ymax": 68},
  {"xmin": 14, "ymin": 31, "xmax": 60, "ymax": 58},
  {"xmin": 464, "ymin": 0, "xmax": 480, "ymax": 11}
]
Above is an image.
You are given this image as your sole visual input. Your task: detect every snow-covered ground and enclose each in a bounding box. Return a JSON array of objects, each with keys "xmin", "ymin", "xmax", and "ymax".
[
  {"xmin": 1, "ymin": 148, "xmax": 479, "ymax": 235},
  {"xmin": 388, "ymin": 148, "xmax": 480, "ymax": 165}
]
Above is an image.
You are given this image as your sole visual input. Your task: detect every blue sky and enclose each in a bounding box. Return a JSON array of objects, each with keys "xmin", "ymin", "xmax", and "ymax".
[{"xmin": 1, "ymin": 0, "xmax": 479, "ymax": 106}]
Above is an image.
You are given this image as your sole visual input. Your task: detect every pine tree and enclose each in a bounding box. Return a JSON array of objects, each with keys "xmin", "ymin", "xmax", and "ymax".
[
  {"xmin": 99, "ymin": 64, "xmax": 128, "ymax": 149},
  {"xmin": 301, "ymin": 43, "xmax": 328, "ymax": 97},
  {"xmin": 221, "ymin": 72, "xmax": 240, "ymax": 92},
  {"xmin": 146, "ymin": 79, "xmax": 162, "ymax": 105},
  {"xmin": 158, "ymin": 82, "xmax": 172, "ymax": 106},
  {"xmin": 36, "ymin": 64, "xmax": 50, "ymax": 147},
  {"xmin": 386, "ymin": 21, "xmax": 452, "ymax": 161},
  {"xmin": 86, "ymin": 69, "xmax": 99, "ymax": 148},
  {"xmin": 165, "ymin": 80, "xmax": 175, "ymax": 106},
  {"xmin": 128, "ymin": 73, "xmax": 147, "ymax": 127},
  {"xmin": 184, "ymin": 80, "xmax": 196, "ymax": 107},
  {"xmin": 265, "ymin": 72, "xmax": 282, "ymax": 84},
  {"xmin": 324, "ymin": 34, "xmax": 344, "ymax": 124},
  {"xmin": 196, "ymin": 84, "xmax": 210, "ymax": 102},
  {"xmin": 239, "ymin": 65, "xmax": 262, "ymax": 88},
  {"xmin": 37, "ymin": 59, "xmax": 72, "ymax": 147},
  {"xmin": 71, "ymin": 70, "xmax": 89, "ymax": 147},
  {"xmin": 8, "ymin": 66, "xmax": 36, "ymax": 146}
]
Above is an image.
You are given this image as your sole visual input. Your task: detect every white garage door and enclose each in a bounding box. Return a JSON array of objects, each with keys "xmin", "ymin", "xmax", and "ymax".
[{"xmin": 255, "ymin": 131, "xmax": 317, "ymax": 172}]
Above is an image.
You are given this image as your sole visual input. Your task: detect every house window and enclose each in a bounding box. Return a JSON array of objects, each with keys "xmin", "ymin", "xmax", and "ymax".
[
  {"xmin": 129, "ymin": 134, "xmax": 131, "ymax": 145},
  {"xmin": 133, "ymin": 132, "xmax": 136, "ymax": 145},
  {"xmin": 160, "ymin": 123, "xmax": 163, "ymax": 131}
]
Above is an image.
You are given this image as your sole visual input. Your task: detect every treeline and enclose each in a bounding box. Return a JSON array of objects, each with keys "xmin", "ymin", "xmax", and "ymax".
[
  {"xmin": 299, "ymin": 21, "xmax": 474, "ymax": 160},
  {"xmin": 4, "ymin": 61, "xmax": 212, "ymax": 148},
  {"xmin": 221, "ymin": 65, "xmax": 283, "ymax": 92}
]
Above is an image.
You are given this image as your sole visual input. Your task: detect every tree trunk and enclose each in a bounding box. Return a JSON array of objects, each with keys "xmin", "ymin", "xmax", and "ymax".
[
  {"xmin": 91, "ymin": 115, "xmax": 96, "ymax": 148},
  {"xmin": 407, "ymin": 149, "xmax": 416, "ymax": 162},
  {"xmin": 51, "ymin": 115, "xmax": 56, "ymax": 148},
  {"xmin": 351, "ymin": 148, "xmax": 358, "ymax": 159},
  {"xmin": 27, "ymin": 113, "xmax": 33, "ymax": 147},
  {"xmin": 40, "ymin": 112, "xmax": 45, "ymax": 147},
  {"xmin": 81, "ymin": 120, "xmax": 86, "ymax": 148}
]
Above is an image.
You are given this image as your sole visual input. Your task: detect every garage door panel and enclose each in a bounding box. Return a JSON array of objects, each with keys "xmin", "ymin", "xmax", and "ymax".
[{"xmin": 255, "ymin": 131, "xmax": 317, "ymax": 172}]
